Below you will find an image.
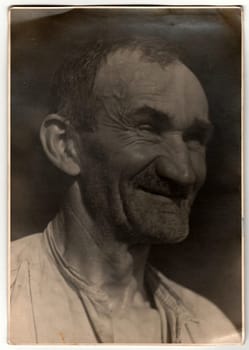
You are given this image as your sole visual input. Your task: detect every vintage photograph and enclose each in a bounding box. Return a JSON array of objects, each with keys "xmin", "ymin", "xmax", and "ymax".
[{"xmin": 10, "ymin": 6, "xmax": 242, "ymax": 344}]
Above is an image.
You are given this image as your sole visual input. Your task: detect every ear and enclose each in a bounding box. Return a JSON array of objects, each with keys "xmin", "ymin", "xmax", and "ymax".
[{"xmin": 40, "ymin": 114, "xmax": 80, "ymax": 176}]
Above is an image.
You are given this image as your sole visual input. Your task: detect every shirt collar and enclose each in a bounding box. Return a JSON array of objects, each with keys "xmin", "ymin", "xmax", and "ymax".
[
  {"xmin": 44, "ymin": 216, "xmax": 198, "ymax": 343},
  {"xmin": 145, "ymin": 264, "xmax": 199, "ymax": 343}
]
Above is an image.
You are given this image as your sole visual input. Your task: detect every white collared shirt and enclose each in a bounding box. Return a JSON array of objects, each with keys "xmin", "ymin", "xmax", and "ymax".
[{"xmin": 10, "ymin": 218, "xmax": 241, "ymax": 344}]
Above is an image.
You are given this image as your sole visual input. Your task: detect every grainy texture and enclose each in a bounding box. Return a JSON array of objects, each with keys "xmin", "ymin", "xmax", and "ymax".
[{"xmin": 10, "ymin": 7, "xmax": 242, "ymax": 339}]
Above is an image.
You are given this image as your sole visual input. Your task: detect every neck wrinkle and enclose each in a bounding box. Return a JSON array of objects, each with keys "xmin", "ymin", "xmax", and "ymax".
[{"xmin": 50, "ymin": 183, "xmax": 151, "ymax": 309}]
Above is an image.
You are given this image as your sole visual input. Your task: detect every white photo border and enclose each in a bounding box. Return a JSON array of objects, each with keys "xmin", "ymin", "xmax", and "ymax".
[{"xmin": 1, "ymin": 1, "xmax": 247, "ymax": 349}]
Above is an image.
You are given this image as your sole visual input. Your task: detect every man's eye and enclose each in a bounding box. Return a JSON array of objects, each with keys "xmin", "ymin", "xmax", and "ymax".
[
  {"xmin": 137, "ymin": 124, "xmax": 154, "ymax": 132},
  {"xmin": 187, "ymin": 140, "xmax": 204, "ymax": 151},
  {"xmin": 183, "ymin": 126, "xmax": 213, "ymax": 147}
]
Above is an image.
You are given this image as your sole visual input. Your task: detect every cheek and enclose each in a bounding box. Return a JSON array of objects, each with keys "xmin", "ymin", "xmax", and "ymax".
[
  {"xmin": 115, "ymin": 145, "xmax": 158, "ymax": 178},
  {"xmin": 97, "ymin": 132, "xmax": 159, "ymax": 177}
]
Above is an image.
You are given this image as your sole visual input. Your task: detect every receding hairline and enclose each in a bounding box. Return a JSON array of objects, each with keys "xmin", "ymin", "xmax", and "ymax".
[
  {"xmin": 93, "ymin": 46, "xmax": 180, "ymax": 95},
  {"xmin": 49, "ymin": 36, "xmax": 179, "ymax": 129},
  {"xmin": 94, "ymin": 37, "xmax": 178, "ymax": 74}
]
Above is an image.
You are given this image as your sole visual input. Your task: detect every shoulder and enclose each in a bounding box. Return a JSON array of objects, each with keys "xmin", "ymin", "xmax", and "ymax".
[
  {"xmin": 163, "ymin": 276, "xmax": 242, "ymax": 343},
  {"xmin": 11, "ymin": 233, "xmax": 44, "ymax": 269},
  {"xmin": 10, "ymin": 233, "xmax": 46, "ymax": 344},
  {"xmin": 10, "ymin": 233, "xmax": 45, "ymax": 289}
]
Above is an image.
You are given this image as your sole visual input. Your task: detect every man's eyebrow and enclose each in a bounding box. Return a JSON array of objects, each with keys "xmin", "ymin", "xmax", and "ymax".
[
  {"xmin": 192, "ymin": 118, "xmax": 213, "ymax": 133},
  {"xmin": 129, "ymin": 106, "xmax": 212, "ymax": 134},
  {"xmin": 184, "ymin": 118, "xmax": 214, "ymax": 145}
]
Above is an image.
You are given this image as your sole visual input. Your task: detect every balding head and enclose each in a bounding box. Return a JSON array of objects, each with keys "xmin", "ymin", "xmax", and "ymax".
[
  {"xmin": 41, "ymin": 35, "xmax": 211, "ymax": 245},
  {"xmin": 49, "ymin": 36, "xmax": 178, "ymax": 130}
]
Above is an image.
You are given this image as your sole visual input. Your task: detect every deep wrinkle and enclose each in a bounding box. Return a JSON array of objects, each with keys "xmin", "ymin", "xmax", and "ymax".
[
  {"xmin": 52, "ymin": 49, "xmax": 210, "ymax": 310},
  {"xmin": 54, "ymin": 187, "xmax": 151, "ymax": 302}
]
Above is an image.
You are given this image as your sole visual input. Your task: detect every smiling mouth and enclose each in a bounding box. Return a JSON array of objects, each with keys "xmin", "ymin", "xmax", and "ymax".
[{"xmin": 137, "ymin": 186, "xmax": 188, "ymax": 207}]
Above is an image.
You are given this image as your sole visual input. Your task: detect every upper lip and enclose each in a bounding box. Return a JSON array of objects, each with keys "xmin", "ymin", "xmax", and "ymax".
[{"xmin": 138, "ymin": 184, "xmax": 192, "ymax": 200}]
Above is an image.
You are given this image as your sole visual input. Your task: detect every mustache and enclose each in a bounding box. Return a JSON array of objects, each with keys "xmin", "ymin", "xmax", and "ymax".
[{"xmin": 132, "ymin": 163, "xmax": 194, "ymax": 200}]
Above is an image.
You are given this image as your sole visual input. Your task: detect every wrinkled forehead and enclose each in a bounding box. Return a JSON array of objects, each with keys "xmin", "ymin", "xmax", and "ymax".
[{"xmin": 94, "ymin": 48, "xmax": 209, "ymax": 126}]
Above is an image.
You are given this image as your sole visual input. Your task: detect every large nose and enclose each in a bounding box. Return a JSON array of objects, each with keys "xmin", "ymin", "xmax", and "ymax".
[{"xmin": 155, "ymin": 134, "xmax": 196, "ymax": 186}]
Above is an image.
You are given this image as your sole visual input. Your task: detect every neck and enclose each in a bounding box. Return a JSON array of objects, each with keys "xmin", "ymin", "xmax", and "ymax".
[{"xmin": 52, "ymin": 182, "xmax": 151, "ymax": 311}]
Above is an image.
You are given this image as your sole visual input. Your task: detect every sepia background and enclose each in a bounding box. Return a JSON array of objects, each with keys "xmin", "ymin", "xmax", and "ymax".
[{"xmin": 11, "ymin": 7, "xmax": 242, "ymax": 332}]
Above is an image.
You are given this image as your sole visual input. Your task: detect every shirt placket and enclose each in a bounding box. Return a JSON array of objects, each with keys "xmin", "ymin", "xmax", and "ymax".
[
  {"xmin": 77, "ymin": 290, "xmax": 114, "ymax": 343},
  {"xmin": 146, "ymin": 264, "xmax": 198, "ymax": 344}
]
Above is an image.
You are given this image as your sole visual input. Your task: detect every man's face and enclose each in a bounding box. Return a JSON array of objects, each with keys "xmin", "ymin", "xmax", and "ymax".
[{"xmin": 76, "ymin": 48, "xmax": 211, "ymax": 244}]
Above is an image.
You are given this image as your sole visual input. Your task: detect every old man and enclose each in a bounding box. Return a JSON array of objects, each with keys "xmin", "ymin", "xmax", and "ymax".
[{"xmin": 10, "ymin": 35, "xmax": 240, "ymax": 344}]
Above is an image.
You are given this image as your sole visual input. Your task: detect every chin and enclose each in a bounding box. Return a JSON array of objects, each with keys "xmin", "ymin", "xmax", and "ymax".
[
  {"xmin": 122, "ymin": 189, "xmax": 191, "ymax": 245},
  {"xmin": 121, "ymin": 225, "xmax": 190, "ymax": 246},
  {"xmin": 121, "ymin": 208, "xmax": 191, "ymax": 245},
  {"xmin": 139, "ymin": 221, "xmax": 190, "ymax": 245}
]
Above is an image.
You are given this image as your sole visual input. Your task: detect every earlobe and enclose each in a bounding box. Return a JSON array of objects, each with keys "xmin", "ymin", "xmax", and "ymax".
[{"xmin": 40, "ymin": 114, "xmax": 81, "ymax": 176}]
